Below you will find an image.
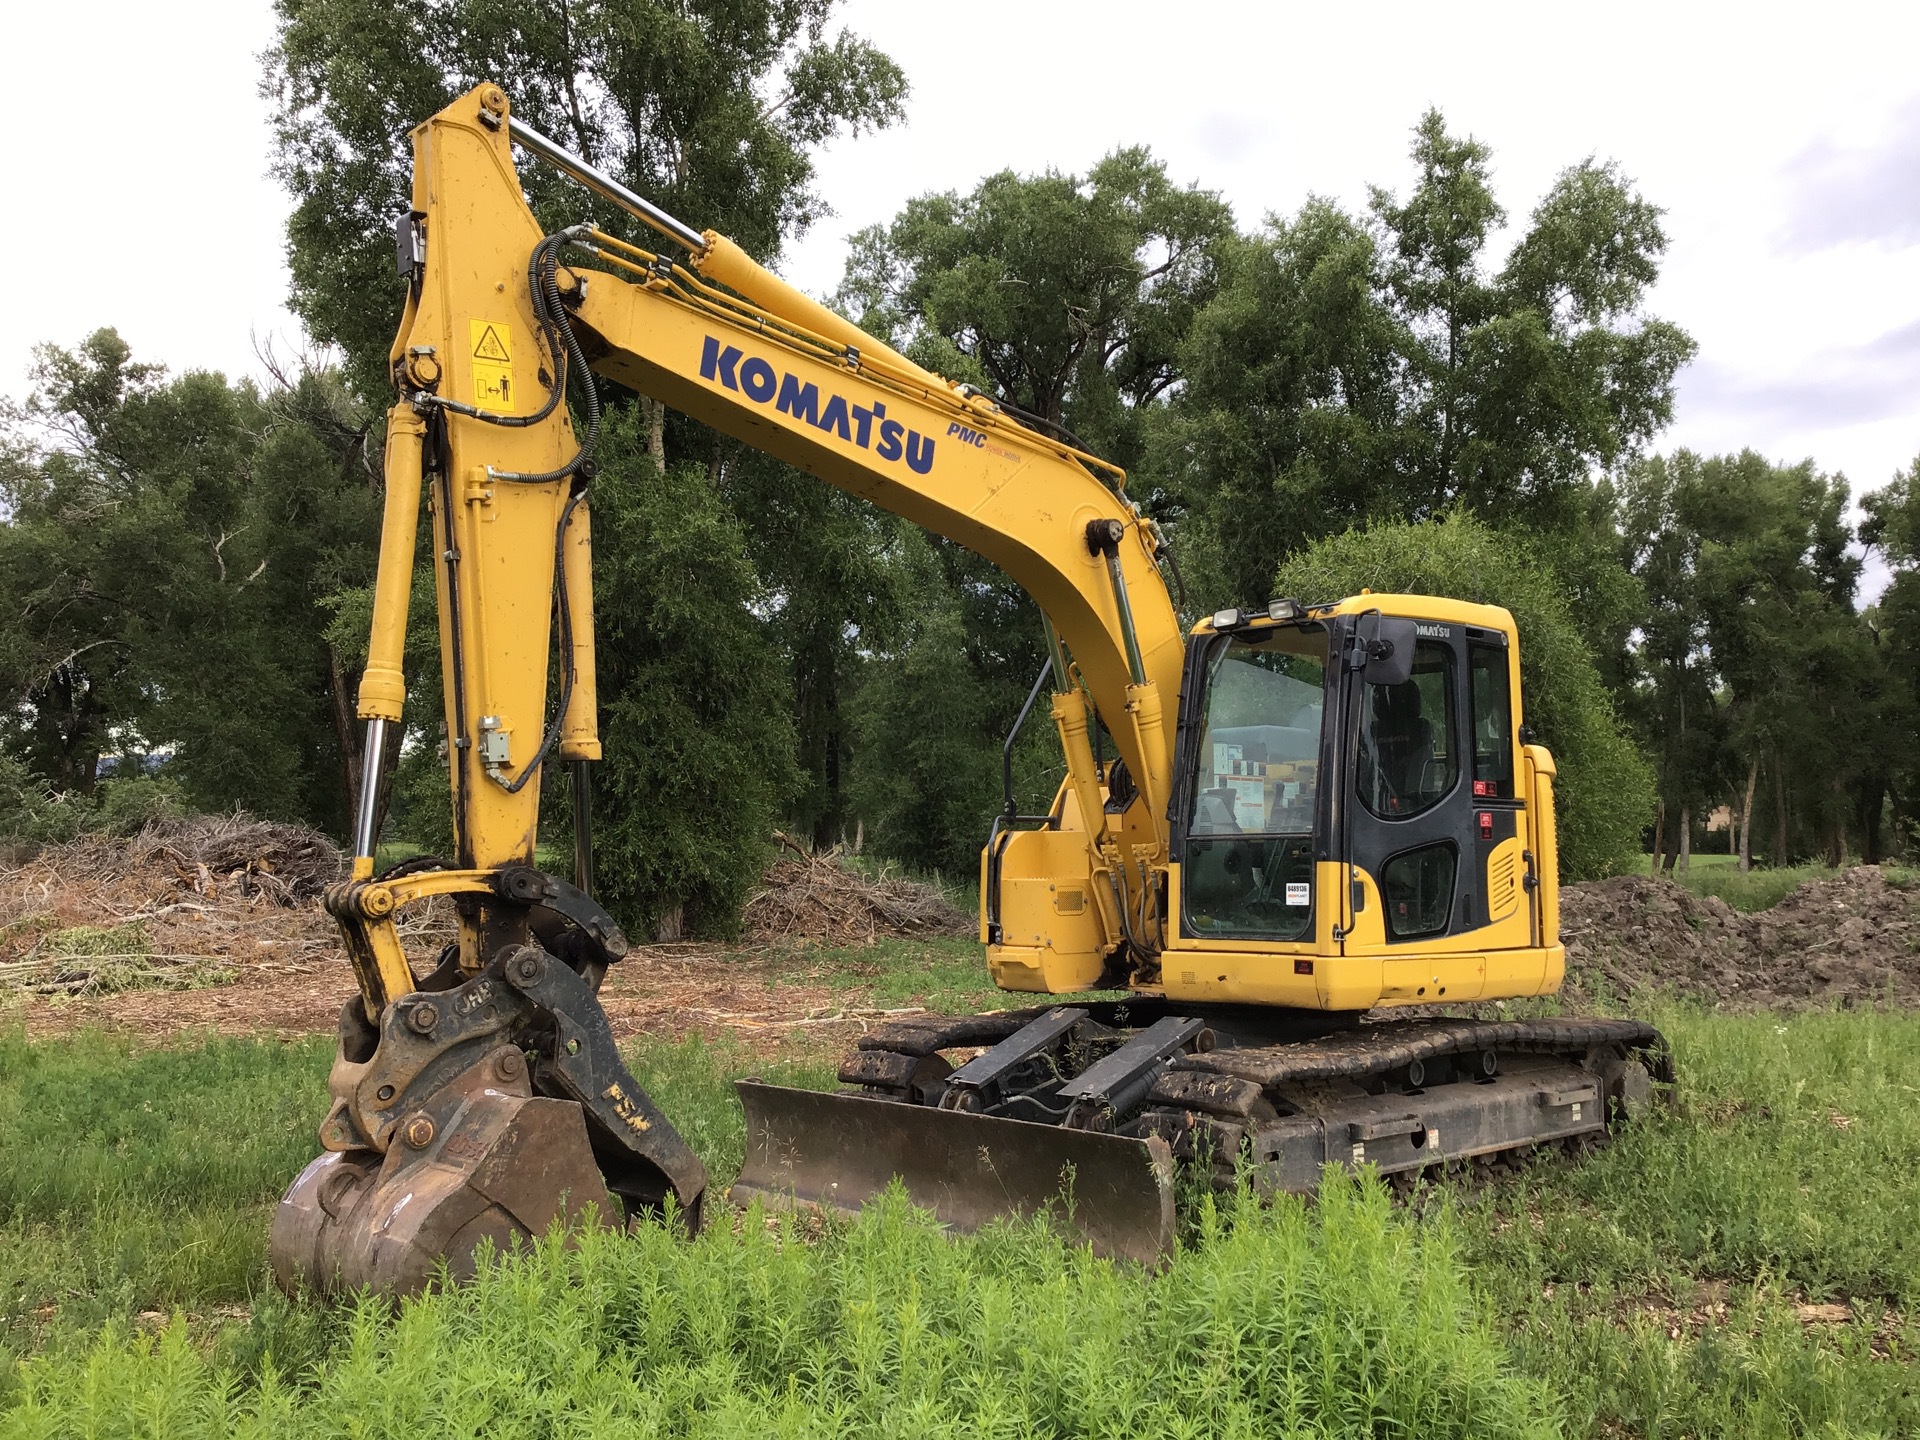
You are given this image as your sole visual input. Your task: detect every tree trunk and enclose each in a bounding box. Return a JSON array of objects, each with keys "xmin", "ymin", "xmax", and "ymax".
[
  {"xmin": 1739, "ymin": 756, "xmax": 1759, "ymax": 873},
  {"xmin": 1650, "ymin": 798, "xmax": 1665, "ymax": 879},
  {"xmin": 329, "ymin": 643, "xmax": 361, "ymax": 812},
  {"xmin": 1772, "ymin": 748, "xmax": 1789, "ymax": 866},
  {"xmin": 1678, "ymin": 805, "xmax": 1692, "ymax": 873},
  {"xmin": 1859, "ymin": 782, "xmax": 1885, "ymax": 864},
  {"xmin": 646, "ymin": 398, "xmax": 666, "ymax": 472},
  {"xmin": 654, "ymin": 901, "xmax": 685, "ymax": 943}
]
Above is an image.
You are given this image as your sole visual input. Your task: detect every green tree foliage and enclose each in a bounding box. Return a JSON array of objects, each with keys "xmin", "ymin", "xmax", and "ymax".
[
  {"xmin": 1863, "ymin": 456, "xmax": 1920, "ymax": 850},
  {"xmin": 268, "ymin": 0, "xmax": 907, "ymax": 396},
  {"xmin": 581, "ymin": 412, "xmax": 798, "ymax": 939},
  {"xmin": 723, "ymin": 449, "xmax": 917, "ymax": 848},
  {"xmin": 1163, "ymin": 111, "xmax": 1694, "ymax": 609},
  {"xmin": 1273, "ymin": 513, "xmax": 1653, "ymax": 881},
  {"xmin": 1622, "ymin": 451, "xmax": 1879, "ymax": 866},
  {"xmin": 0, "ymin": 331, "xmax": 379, "ymax": 832},
  {"xmin": 838, "ymin": 147, "xmax": 1233, "ymax": 468},
  {"xmin": 268, "ymin": 0, "xmax": 910, "ymax": 901},
  {"xmin": 830, "ymin": 150, "xmax": 1229, "ymax": 867}
]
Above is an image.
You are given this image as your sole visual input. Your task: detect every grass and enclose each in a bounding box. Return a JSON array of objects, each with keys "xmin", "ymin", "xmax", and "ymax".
[
  {"xmin": 2, "ymin": 997, "xmax": 1918, "ymax": 1434},
  {"xmin": 1639, "ymin": 856, "xmax": 1920, "ymax": 913}
]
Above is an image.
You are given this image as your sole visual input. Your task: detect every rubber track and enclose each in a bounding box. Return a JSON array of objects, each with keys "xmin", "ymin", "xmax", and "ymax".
[
  {"xmin": 852, "ymin": 1008, "xmax": 1048, "ymax": 1057},
  {"xmin": 1176, "ymin": 1016, "xmax": 1672, "ymax": 1087}
]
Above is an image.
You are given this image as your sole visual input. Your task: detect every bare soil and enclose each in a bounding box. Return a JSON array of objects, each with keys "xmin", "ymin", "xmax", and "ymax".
[
  {"xmin": 9, "ymin": 822, "xmax": 1918, "ymax": 1045},
  {"xmin": 0, "ymin": 820, "xmax": 957, "ymax": 1052},
  {"xmin": 1561, "ymin": 865, "xmax": 1920, "ymax": 1010}
]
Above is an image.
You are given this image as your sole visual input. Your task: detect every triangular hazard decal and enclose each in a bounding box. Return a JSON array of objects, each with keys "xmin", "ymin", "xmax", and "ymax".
[{"xmin": 472, "ymin": 325, "xmax": 510, "ymax": 362}]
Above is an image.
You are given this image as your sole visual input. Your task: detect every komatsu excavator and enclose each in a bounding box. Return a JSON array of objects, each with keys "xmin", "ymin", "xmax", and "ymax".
[{"xmin": 271, "ymin": 84, "xmax": 1670, "ymax": 1293}]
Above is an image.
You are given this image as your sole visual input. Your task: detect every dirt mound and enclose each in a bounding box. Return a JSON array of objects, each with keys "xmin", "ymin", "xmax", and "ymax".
[
  {"xmin": 1560, "ymin": 865, "xmax": 1920, "ymax": 1009},
  {"xmin": 742, "ymin": 841, "xmax": 973, "ymax": 947}
]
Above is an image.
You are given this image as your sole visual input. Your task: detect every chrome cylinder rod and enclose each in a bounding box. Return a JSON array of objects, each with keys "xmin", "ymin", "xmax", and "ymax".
[
  {"xmin": 506, "ymin": 117, "xmax": 706, "ymax": 253},
  {"xmin": 1104, "ymin": 550, "xmax": 1149, "ymax": 688},
  {"xmin": 352, "ymin": 717, "xmax": 389, "ymax": 862}
]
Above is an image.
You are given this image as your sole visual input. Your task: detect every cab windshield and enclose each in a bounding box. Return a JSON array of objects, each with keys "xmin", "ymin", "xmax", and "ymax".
[{"xmin": 1182, "ymin": 624, "xmax": 1328, "ymax": 940}]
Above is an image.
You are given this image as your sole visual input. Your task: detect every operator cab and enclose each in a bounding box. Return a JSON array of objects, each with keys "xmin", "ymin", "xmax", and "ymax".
[{"xmin": 1171, "ymin": 597, "xmax": 1530, "ymax": 953}]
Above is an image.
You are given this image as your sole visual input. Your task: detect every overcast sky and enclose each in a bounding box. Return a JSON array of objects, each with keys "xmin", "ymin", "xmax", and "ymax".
[{"xmin": 8, "ymin": 0, "xmax": 1918, "ymax": 560}]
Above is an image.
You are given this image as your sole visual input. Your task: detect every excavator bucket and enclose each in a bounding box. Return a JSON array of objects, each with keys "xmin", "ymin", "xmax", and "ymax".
[
  {"xmin": 732, "ymin": 1081, "xmax": 1177, "ymax": 1266},
  {"xmin": 271, "ymin": 940, "xmax": 708, "ymax": 1298}
]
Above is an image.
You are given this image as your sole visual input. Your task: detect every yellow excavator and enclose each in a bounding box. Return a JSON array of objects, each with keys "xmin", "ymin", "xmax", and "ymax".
[{"xmin": 271, "ymin": 84, "xmax": 1670, "ymax": 1293}]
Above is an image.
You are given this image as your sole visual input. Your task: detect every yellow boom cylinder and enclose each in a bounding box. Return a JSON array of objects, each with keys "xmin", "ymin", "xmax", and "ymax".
[
  {"xmin": 358, "ymin": 404, "xmax": 426, "ymax": 722},
  {"xmin": 694, "ymin": 233, "xmax": 938, "ymax": 390}
]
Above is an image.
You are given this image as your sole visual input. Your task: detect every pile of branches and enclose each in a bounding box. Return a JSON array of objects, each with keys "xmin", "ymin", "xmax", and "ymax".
[
  {"xmin": 742, "ymin": 837, "xmax": 973, "ymax": 948},
  {"xmin": 0, "ymin": 921, "xmax": 233, "ymax": 999},
  {"xmin": 55, "ymin": 814, "xmax": 346, "ymax": 906}
]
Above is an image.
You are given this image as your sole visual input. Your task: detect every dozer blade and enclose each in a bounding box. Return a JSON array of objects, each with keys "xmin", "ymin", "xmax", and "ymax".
[{"xmin": 732, "ymin": 1081, "xmax": 1177, "ymax": 1266}]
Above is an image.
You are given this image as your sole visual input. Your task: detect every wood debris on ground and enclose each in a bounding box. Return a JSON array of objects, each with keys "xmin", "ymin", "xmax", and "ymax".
[{"xmin": 741, "ymin": 835, "xmax": 973, "ymax": 948}]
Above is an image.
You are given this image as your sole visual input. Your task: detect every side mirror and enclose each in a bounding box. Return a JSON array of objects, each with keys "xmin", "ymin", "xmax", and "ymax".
[{"xmin": 1361, "ymin": 616, "xmax": 1417, "ymax": 687}]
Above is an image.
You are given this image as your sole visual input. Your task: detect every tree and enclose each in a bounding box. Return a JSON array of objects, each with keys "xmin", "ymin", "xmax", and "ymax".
[
  {"xmin": 1147, "ymin": 202, "xmax": 1411, "ymax": 606},
  {"xmin": 838, "ymin": 147, "xmax": 1232, "ymax": 469},
  {"xmin": 583, "ymin": 411, "xmax": 798, "ymax": 938},
  {"xmin": 268, "ymin": 0, "xmax": 907, "ymax": 397},
  {"xmin": 0, "ymin": 331, "xmax": 381, "ymax": 830},
  {"xmin": 1863, "ymin": 456, "xmax": 1920, "ymax": 855},
  {"xmin": 267, "ymin": 0, "xmax": 908, "ymax": 910},
  {"xmin": 1162, "ymin": 111, "xmax": 1694, "ymax": 610},
  {"xmin": 1622, "ymin": 450, "xmax": 1876, "ymax": 869},
  {"xmin": 829, "ymin": 151, "xmax": 1229, "ymax": 868},
  {"xmin": 1272, "ymin": 512, "xmax": 1654, "ymax": 882}
]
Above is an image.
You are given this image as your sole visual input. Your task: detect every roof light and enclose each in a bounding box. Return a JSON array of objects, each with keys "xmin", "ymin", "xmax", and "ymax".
[
  {"xmin": 1210, "ymin": 607, "xmax": 1244, "ymax": 631},
  {"xmin": 1268, "ymin": 597, "xmax": 1304, "ymax": 622}
]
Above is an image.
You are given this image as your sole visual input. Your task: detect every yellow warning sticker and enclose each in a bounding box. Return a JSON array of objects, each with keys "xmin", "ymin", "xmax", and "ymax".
[{"xmin": 469, "ymin": 319, "xmax": 514, "ymax": 411}]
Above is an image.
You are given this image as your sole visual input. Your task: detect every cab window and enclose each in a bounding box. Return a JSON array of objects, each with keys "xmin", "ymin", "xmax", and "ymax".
[
  {"xmin": 1356, "ymin": 640, "xmax": 1457, "ymax": 819},
  {"xmin": 1469, "ymin": 642, "xmax": 1514, "ymax": 799},
  {"xmin": 1188, "ymin": 627, "xmax": 1327, "ymax": 838},
  {"xmin": 1182, "ymin": 624, "xmax": 1327, "ymax": 941}
]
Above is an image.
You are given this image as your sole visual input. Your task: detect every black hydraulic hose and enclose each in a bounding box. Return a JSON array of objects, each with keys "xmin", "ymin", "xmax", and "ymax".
[
  {"xmin": 1003, "ymin": 658, "xmax": 1054, "ymax": 818},
  {"xmin": 414, "ymin": 228, "xmax": 601, "ymax": 485},
  {"xmin": 492, "ymin": 483, "xmax": 586, "ymax": 795},
  {"xmin": 377, "ymin": 853, "xmax": 454, "ymax": 881}
]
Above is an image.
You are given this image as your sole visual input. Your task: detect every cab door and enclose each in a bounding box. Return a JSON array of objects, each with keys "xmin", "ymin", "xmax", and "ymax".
[{"xmin": 1342, "ymin": 620, "xmax": 1480, "ymax": 948}]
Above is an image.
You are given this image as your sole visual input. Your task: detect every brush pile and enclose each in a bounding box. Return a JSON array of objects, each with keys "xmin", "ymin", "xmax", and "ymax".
[
  {"xmin": 742, "ymin": 838, "xmax": 973, "ymax": 947},
  {"xmin": 0, "ymin": 814, "xmax": 350, "ymax": 1006},
  {"xmin": 51, "ymin": 813, "xmax": 348, "ymax": 905}
]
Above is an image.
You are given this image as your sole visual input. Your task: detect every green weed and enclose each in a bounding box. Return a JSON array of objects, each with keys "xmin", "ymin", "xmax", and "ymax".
[
  {"xmin": 4, "ymin": 1008, "xmax": 1920, "ymax": 1434},
  {"xmin": 1666, "ymin": 860, "xmax": 1920, "ymax": 913},
  {"xmin": 1, "ymin": 1178, "xmax": 1558, "ymax": 1439}
]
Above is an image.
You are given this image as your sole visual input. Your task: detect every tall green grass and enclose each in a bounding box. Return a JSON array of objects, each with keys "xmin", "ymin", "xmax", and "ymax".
[
  {"xmin": 1, "ymin": 1179, "xmax": 1557, "ymax": 1439},
  {"xmin": 1663, "ymin": 859, "xmax": 1920, "ymax": 913},
  {"xmin": 3, "ymin": 1007, "xmax": 1918, "ymax": 1435},
  {"xmin": 0, "ymin": 1031, "xmax": 330, "ymax": 1337}
]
